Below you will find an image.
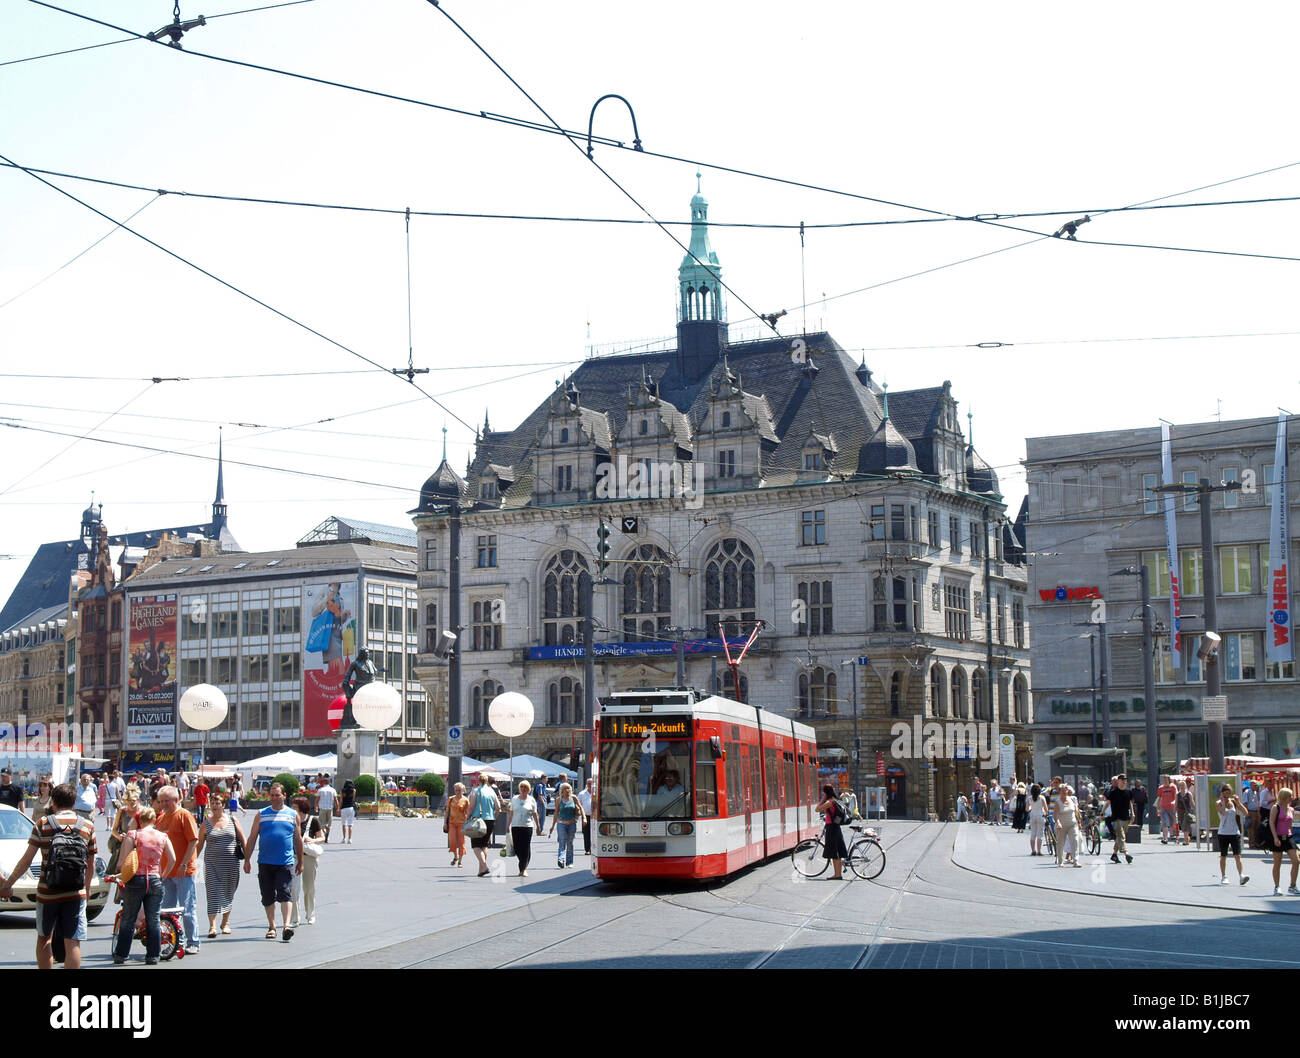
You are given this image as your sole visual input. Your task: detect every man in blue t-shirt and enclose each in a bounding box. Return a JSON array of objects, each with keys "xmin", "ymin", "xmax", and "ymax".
[{"xmin": 243, "ymin": 782, "xmax": 302, "ymax": 941}]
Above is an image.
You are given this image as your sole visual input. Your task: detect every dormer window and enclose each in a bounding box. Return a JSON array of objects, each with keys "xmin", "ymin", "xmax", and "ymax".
[
  {"xmin": 804, "ymin": 452, "xmax": 824, "ymax": 470},
  {"xmin": 482, "ymin": 480, "xmax": 499, "ymax": 501},
  {"xmin": 721, "ymin": 411, "xmax": 731, "ymax": 428},
  {"xmin": 639, "ymin": 419, "xmax": 648, "ymax": 436},
  {"xmin": 560, "ymin": 427, "xmax": 569, "ymax": 443}
]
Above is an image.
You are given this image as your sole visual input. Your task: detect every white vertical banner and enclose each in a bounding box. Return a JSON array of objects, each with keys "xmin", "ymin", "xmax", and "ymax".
[
  {"xmin": 1267, "ymin": 413, "xmax": 1293, "ymax": 665},
  {"xmin": 1161, "ymin": 423, "xmax": 1183, "ymax": 667}
]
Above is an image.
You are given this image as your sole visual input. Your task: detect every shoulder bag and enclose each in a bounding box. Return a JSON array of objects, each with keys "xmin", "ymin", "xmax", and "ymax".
[
  {"xmin": 463, "ymin": 790, "xmax": 488, "ymax": 838},
  {"xmin": 302, "ymin": 816, "xmax": 323, "ymax": 858}
]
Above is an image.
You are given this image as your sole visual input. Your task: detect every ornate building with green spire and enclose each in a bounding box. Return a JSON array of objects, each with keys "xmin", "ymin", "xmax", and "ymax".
[{"xmin": 412, "ymin": 182, "xmax": 1031, "ymax": 819}]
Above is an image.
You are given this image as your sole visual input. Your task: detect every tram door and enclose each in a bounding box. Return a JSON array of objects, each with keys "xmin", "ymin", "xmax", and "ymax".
[
  {"xmin": 750, "ymin": 748, "xmax": 763, "ymax": 853},
  {"xmin": 740, "ymin": 746, "xmax": 753, "ymax": 854}
]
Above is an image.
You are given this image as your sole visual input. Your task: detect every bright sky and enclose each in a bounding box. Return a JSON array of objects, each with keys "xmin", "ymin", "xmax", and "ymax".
[{"xmin": 3, "ymin": 0, "xmax": 1299, "ymax": 610}]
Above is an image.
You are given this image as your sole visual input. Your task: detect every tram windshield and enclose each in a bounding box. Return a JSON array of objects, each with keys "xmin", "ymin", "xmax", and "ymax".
[{"xmin": 599, "ymin": 726, "xmax": 693, "ymax": 820}]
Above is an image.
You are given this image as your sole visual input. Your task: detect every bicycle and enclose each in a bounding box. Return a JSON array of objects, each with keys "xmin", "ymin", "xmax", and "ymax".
[
  {"xmin": 1044, "ymin": 818, "xmax": 1057, "ymax": 858},
  {"xmin": 791, "ymin": 822, "xmax": 885, "ymax": 880},
  {"xmin": 1082, "ymin": 813, "xmax": 1103, "ymax": 856},
  {"xmin": 110, "ymin": 904, "xmax": 187, "ymax": 961}
]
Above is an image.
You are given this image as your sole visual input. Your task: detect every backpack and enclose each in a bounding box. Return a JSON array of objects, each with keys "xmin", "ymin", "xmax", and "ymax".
[
  {"xmin": 831, "ymin": 798, "xmax": 850, "ymax": 826},
  {"xmin": 45, "ymin": 820, "xmax": 88, "ymax": 892}
]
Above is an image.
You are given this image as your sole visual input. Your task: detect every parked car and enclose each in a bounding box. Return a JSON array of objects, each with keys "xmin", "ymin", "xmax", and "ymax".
[{"xmin": 0, "ymin": 805, "xmax": 109, "ymax": 921}]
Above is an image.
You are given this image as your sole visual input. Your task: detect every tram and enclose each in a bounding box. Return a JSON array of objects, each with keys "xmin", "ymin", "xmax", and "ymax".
[{"xmin": 592, "ymin": 687, "xmax": 820, "ymax": 880}]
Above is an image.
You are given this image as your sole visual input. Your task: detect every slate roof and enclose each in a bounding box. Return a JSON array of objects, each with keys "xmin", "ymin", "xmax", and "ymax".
[
  {"xmin": 126, "ymin": 543, "xmax": 420, "ymax": 587},
  {"xmin": 447, "ymin": 330, "xmax": 960, "ymax": 505},
  {"xmin": 0, "ymin": 520, "xmax": 218, "ymax": 634}
]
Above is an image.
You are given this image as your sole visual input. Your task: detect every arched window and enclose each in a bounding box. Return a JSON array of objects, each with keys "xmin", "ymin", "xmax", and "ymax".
[
  {"xmin": 621, "ymin": 544, "xmax": 671, "ymax": 639},
  {"xmin": 890, "ymin": 672, "xmax": 902, "ymax": 718},
  {"xmin": 951, "ymin": 667, "xmax": 968, "ymax": 719},
  {"xmin": 471, "ymin": 679, "xmax": 501, "ymax": 729},
  {"xmin": 721, "ymin": 410, "xmax": 731, "ymax": 428},
  {"xmin": 639, "ymin": 418, "xmax": 648, "ymax": 436},
  {"xmin": 1014, "ymin": 674, "xmax": 1028, "ymax": 723},
  {"xmin": 797, "ymin": 667, "xmax": 837, "ymax": 716},
  {"xmin": 703, "ymin": 538, "xmax": 756, "ymax": 638},
  {"xmin": 972, "ymin": 668, "xmax": 986, "ymax": 720},
  {"xmin": 559, "ymin": 427, "xmax": 569, "ymax": 443},
  {"xmin": 929, "ymin": 663, "xmax": 946, "ymax": 718},
  {"xmin": 543, "ymin": 550, "xmax": 590, "ymax": 646},
  {"xmin": 548, "ymin": 676, "xmax": 582, "ymax": 726}
]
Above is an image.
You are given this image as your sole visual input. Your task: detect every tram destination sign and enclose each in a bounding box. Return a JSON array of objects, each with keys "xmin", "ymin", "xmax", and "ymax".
[{"xmin": 603, "ymin": 716, "xmax": 690, "ymax": 739}]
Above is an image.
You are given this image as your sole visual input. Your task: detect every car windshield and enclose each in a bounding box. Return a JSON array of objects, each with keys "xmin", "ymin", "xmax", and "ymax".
[
  {"xmin": 599, "ymin": 738, "xmax": 692, "ymax": 820},
  {"xmin": 0, "ymin": 810, "xmax": 34, "ymax": 841}
]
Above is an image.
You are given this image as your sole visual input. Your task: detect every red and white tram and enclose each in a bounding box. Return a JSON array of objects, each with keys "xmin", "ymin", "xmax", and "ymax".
[{"xmin": 593, "ymin": 688, "xmax": 820, "ymax": 880}]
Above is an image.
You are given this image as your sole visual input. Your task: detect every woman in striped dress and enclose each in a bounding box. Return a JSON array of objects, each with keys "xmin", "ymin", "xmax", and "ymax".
[{"xmin": 194, "ymin": 793, "xmax": 244, "ymax": 936}]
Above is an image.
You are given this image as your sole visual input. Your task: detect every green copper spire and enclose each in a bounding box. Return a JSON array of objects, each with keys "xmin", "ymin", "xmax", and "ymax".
[
  {"xmin": 882, "ymin": 382, "xmax": 890, "ymax": 420},
  {"xmin": 678, "ymin": 175, "xmax": 724, "ymax": 323}
]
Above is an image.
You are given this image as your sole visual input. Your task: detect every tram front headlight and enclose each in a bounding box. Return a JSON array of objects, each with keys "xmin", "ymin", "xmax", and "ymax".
[
  {"xmin": 667, "ymin": 822, "xmax": 694, "ymax": 836},
  {"xmin": 599, "ymin": 822, "xmax": 623, "ymax": 837}
]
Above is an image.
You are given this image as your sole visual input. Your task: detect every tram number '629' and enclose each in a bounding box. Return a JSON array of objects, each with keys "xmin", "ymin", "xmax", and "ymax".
[{"xmin": 599, "ymin": 842, "xmax": 620, "ymax": 854}]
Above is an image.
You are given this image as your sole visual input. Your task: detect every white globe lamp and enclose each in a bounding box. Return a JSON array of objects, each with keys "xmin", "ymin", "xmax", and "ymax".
[
  {"xmin": 488, "ymin": 691, "xmax": 534, "ymax": 794},
  {"xmin": 351, "ymin": 681, "xmax": 402, "ymax": 731},
  {"xmin": 178, "ymin": 683, "xmax": 228, "ymax": 773}
]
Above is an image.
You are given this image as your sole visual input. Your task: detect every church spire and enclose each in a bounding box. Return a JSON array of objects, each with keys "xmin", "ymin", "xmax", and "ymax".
[
  {"xmin": 212, "ymin": 428, "xmax": 227, "ymax": 527},
  {"xmin": 676, "ymin": 177, "xmax": 729, "ymax": 382}
]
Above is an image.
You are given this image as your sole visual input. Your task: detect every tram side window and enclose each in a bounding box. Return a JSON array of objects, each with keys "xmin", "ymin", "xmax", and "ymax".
[
  {"xmin": 695, "ymin": 740, "xmax": 718, "ymax": 818},
  {"xmin": 726, "ymin": 742, "xmax": 742, "ymax": 815},
  {"xmin": 785, "ymin": 755, "xmax": 795, "ymax": 809},
  {"xmin": 765, "ymin": 748, "xmax": 779, "ymax": 807},
  {"xmin": 750, "ymin": 753, "xmax": 761, "ymax": 813}
]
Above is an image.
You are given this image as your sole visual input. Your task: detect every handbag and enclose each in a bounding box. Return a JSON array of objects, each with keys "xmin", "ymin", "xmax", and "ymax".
[
  {"xmin": 464, "ymin": 816, "xmax": 487, "ymax": 839},
  {"xmin": 302, "ymin": 817, "xmax": 323, "ymax": 858},
  {"xmin": 118, "ymin": 848, "xmax": 139, "ymax": 884},
  {"xmin": 233, "ymin": 821, "xmax": 246, "ymax": 861},
  {"xmin": 305, "ymin": 610, "xmax": 334, "ymax": 653}
]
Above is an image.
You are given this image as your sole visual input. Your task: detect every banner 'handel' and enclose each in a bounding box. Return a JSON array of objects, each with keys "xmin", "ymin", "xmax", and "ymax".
[{"xmin": 1267, "ymin": 412, "xmax": 1293, "ymax": 665}]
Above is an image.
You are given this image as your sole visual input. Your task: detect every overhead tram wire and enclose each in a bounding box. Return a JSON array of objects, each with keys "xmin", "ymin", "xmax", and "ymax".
[
  {"xmin": 3, "ymin": 0, "xmax": 317, "ymax": 66},
  {"xmin": 0, "ymin": 150, "xmax": 487, "ymax": 441},
  {"xmin": 423, "ymin": 2, "xmax": 778, "ymax": 337},
  {"xmin": 25, "ymin": 3, "xmax": 1300, "ymax": 270},
  {"xmin": 5, "ymin": 163, "xmax": 1300, "ymax": 231},
  {"xmin": 0, "ymin": 192, "xmax": 165, "ymax": 310},
  {"xmin": 0, "ymin": 361, "xmax": 579, "ymax": 381}
]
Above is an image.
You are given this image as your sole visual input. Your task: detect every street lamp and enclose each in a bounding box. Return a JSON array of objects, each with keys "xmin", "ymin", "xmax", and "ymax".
[
  {"xmin": 1113, "ymin": 566, "xmax": 1160, "ymax": 832},
  {"xmin": 1076, "ymin": 632, "xmax": 1099, "ymax": 747},
  {"xmin": 839, "ymin": 658, "xmax": 862, "ymax": 810}
]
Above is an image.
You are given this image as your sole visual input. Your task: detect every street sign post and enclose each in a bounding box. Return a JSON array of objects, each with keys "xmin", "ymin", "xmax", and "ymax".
[
  {"xmin": 856, "ymin": 655, "xmax": 870, "ymax": 667},
  {"xmin": 447, "ymin": 725, "xmax": 464, "ymax": 759},
  {"xmin": 1201, "ymin": 696, "xmax": 1228, "ymax": 723}
]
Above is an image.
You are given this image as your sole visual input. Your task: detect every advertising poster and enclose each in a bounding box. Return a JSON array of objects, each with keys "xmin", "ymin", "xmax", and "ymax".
[
  {"xmin": 127, "ymin": 593, "xmax": 178, "ymax": 745},
  {"xmin": 302, "ymin": 581, "xmax": 357, "ymax": 739}
]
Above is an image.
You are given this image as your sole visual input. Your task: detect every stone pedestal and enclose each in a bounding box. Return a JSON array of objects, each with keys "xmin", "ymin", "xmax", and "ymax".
[{"xmin": 335, "ymin": 729, "xmax": 379, "ymax": 791}]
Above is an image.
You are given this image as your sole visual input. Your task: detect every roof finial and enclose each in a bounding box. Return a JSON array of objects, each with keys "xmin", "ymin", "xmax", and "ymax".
[
  {"xmin": 882, "ymin": 381, "xmax": 889, "ymax": 420},
  {"xmin": 696, "ymin": 170, "xmax": 701, "ymax": 194},
  {"xmin": 441, "ymin": 422, "xmax": 447, "ymax": 463},
  {"xmin": 967, "ymin": 408, "xmax": 974, "ymax": 448}
]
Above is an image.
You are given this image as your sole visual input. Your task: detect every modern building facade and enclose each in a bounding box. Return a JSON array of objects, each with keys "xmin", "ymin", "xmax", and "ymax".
[
  {"xmin": 411, "ymin": 186, "xmax": 1032, "ymax": 819},
  {"xmin": 1025, "ymin": 414, "xmax": 1299, "ymax": 779},
  {"xmin": 120, "ymin": 540, "xmax": 423, "ymax": 764}
]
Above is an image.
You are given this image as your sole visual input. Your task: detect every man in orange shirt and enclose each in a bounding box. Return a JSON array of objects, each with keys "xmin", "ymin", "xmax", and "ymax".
[{"xmin": 156, "ymin": 785, "xmax": 201, "ymax": 955}]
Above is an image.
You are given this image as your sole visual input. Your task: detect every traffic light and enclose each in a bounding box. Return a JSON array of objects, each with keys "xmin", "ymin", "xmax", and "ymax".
[{"xmin": 597, "ymin": 520, "xmax": 612, "ymax": 577}]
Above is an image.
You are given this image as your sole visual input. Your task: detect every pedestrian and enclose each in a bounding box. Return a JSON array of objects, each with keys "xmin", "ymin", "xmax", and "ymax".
[
  {"xmin": 1156, "ymin": 775, "xmax": 1178, "ymax": 844},
  {"xmin": 96, "ymin": 774, "xmax": 107, "ymax": 817},
  {"xmin": 1269, "ymin": 787, "xmax": 1300, "ymax": 895},
  {"xmin": 106, "ymin": 769, "xmax": 125, "ymax": 814},
  {"xmin": 149, "ymin": 768, "xmax": 167, "ymax": 803},
  {"xmin": 31, "ymin": 778, "xmax": 54, "ymax": 827},
  {"xmin": 1215, "ymin": 783, "xmax": 1250, "ymax": 886},
  {"xmin": 1243, "ymin": 780, "xmax": 1263, "ymax": 849},
  {"xmin": 1176, "ymin": 780, "xmax": 1193, "ymax": 846},
  {"xmin": 110, "ymin": 805, "xmax": 176, "ymax": 965},
  {"xmin": 228, "ymin": 777, "xmax": 242, "ymax": 816},
  {"xmin": 242, "ymin": 782, "xmax": 303, "ymax": 941},
  {"xmin": 339, "ymin": 779, "xmax": 356, "ymax": 844},
  {"xmin": 1108, "ymin": 774, "xmax": 1133, "ymax": 865},
  {"xmin": 316, "ymin": 775, "xmax": 337, "ymax": 842},
  {"xmin": 106, "ymin": 784, "xmax": 142, "ymax": 888},
  {"xmin": 1027, "ymin": 783, "xmax": 1048, "ymax": 855},
  {"xmin": 509, "ymin": 780, "xmax": 542, "ymax": 878},
  {"xmin": 444, "ymin": 782, "xmax": 470, "ymax": 867},
  {"xmin": 1131, "ymin": 780, "xmax": 1148, "ymax": 832},
  {"xmin": 956, "ymin": 793, "xmax": 968, "ymax": 822},
  {"xmin": 467, "ymin": 773, "xmax": 500, "ymax": 877},
  {"xmin": 289, "ymin": 796, "xmax": 324, "ymax": 927},
  {"xmin": 194, "ymin": 792, "xmax": 243, "ymax": 937},
  {"xmin": 1012, "ymin": 782, "xmax": 1028, "ymax": 832},
  {"xmin": 155, "ymin": 785, "xmax": 202, "ymax": 955},
  {"xmin": 972, "ymin": 781, "xmax": 985, "ymax": 823},
  {"xmin": 549, "ymin": 782, "xmax": 585, "ymax": 869},
  {"xmin": 73, "ymin": 773, "xmax": 97, "ymax": 822},
  {"xmin": 815, "ymin": 784, "xmax": 848, "ymax": 879},
  {"xmin": 578, "ymin": 777, "xmax": 595, "ymax": 856},
  {"xmin": 535, "ymin": 778, "xmax": 548, "ymax": 831},
  {"xmin": 990, "ymin": 781, "xmax": 1005, "ymax": 825},
  {"xmin": 1055, "ymin": 784, "xmax": 1083, "ymax": 867},
  {"xmin": 0, "ymin": 769, "xmax": 25, "ymax": 813},
  {"xmin": 193, "ymin": 775, "xmax": 210, "ymax": 824},
  {"xmin": 0, "ymin": 782, "xmax": 96, "ymax": 968}
]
